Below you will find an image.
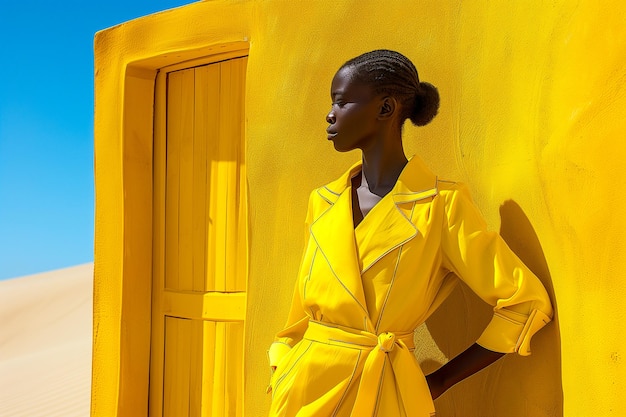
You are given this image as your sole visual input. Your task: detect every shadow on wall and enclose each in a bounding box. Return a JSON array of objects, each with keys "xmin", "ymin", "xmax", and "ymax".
[{"xmin": 422, "ymin": 200, "xmax": 562, "ymax": 417}]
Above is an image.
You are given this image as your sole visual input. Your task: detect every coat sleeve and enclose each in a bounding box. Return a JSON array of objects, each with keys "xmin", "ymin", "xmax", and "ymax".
[
  {"xmin": 267, "ymin": 190, "xmax": 319, "ymax": 368},
  {"xmin": 440, "ymin": 183, "xmax": 553, "ymax": 356}
]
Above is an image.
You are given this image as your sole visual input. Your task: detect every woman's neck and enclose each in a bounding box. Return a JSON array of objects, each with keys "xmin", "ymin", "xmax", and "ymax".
[{"xmin": 360, "ymin": 140, "xmax": 408, "ymax": 197}]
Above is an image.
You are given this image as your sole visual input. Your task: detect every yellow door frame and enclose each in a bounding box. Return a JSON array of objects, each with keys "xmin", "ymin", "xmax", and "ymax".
[{"xmin": 92, "ymin": 41, "xmax": 248, "ymax": 417}]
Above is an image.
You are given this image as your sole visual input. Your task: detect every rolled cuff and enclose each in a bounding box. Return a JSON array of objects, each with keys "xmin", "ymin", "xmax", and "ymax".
[
  {"xmin": 268, "ymin": 341, "xmax": 292, "ymax": 368},
  {"xmin": 477, "ymin": 308, "xmax": 552, "ymax": 356}
]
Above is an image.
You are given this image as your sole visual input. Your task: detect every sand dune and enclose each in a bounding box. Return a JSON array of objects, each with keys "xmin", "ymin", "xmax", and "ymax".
[{"xmin": 0, "ymin": 263, "xmax": 93, "ymax": 417}]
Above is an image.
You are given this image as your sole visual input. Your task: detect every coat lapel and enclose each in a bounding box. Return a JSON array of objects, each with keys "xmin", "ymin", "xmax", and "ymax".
[
  {"xmin": 310, "ymin": 163, "xmax": 369, "ymax": 316},
  {"xmin": 356, "ymin": 156, "xmax": 439, "ymax": 274},
  {"xmin": 308, "ymin": 156, "xmax": 439, "ymax": 317}
]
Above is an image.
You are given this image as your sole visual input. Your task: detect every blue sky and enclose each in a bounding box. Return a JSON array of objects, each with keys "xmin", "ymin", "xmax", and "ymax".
[{"xmin": 0, "ymin": 1, "xmax": 193, "ymax": 280}]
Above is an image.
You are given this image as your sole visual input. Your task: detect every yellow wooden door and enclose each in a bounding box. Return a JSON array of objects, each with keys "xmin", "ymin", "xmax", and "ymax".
[{"xmin": 150, "ymin": 53, "xmax": 248, "ymax": 417}]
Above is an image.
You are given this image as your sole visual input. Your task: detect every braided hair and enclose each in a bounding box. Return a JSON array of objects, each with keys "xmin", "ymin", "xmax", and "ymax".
[{"xmin": 340, "ymin": 50, "xmax": 440, "ymax": 126}]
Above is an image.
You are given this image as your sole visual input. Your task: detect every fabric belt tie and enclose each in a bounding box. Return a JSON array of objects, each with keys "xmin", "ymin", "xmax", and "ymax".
[{"xmin": 304, "ymin": 320, "xmax": 435, "ymax": 417}]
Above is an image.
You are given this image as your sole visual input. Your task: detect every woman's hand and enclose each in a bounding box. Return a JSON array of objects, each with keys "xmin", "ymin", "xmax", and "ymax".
[
  {"xmin": 425, "ymin": 344, "xmax": 505, "ymax": 401},
  {"xmin": 425, "ymin": 370, "xmax": 447, "ymax": 401}
]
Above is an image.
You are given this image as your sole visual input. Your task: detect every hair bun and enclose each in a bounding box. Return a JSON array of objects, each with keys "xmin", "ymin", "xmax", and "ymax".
[{"xmin": 410, "ymin": 82, "xmax": 440, "ymax": 126}]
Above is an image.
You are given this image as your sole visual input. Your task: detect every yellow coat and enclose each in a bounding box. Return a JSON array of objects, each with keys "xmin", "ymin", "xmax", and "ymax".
[{"xmin": 268, "ymin": 156, "xmax": 553, "ymax": 417}]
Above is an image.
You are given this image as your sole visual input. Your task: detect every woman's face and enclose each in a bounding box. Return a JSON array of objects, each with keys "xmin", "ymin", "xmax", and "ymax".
[{"xmin": 326, "ymin": 66, "xmax": 382, "ymax": 152}]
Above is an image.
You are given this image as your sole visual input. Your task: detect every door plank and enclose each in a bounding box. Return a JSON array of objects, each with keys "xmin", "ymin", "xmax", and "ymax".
[
  {"xmin": 202, "ymin": 321, "xmax": 217, "ymax": 415},
  {"xmin": 177, "ymin": 68, "xmax": 195, "ymax": 291},
  {"xmin": 163, "ymin": 317, "xmax": 192, "ymax": 416},
  {"xmin": 192, "ymin": 66, "xmax": 209, "ymax": 293},
  {"xmin": 165, "ymin": 72, "xmax": 183, "ymax": 290}
]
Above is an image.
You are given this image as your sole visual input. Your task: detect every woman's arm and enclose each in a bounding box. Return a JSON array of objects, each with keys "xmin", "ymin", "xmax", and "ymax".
[
  {"xmin": 425, "ymin": 343, "xmax": 505, "ymax": 400},
  {"xmin": 430, "ymin": 184, "xmax": 553, "ymax": 399}
]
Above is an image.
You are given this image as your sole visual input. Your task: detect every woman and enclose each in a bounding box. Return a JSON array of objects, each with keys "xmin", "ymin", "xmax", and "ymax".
[{"xmin": 267, "ymin": 50, "xmax": 553, "ymax": 417}]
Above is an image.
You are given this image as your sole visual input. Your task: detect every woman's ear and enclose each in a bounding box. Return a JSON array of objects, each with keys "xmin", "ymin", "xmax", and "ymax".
[{"xmin": 378, "ymin": 96, "xmax": 397, "ymax": 120}]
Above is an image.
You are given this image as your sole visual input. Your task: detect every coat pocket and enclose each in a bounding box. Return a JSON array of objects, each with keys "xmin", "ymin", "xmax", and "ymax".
[{"xmin": 269, "ymin": 340, "xmax": 313, "ymax": 398}]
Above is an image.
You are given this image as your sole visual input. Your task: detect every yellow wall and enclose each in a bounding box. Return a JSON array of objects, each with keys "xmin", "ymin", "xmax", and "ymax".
[{"xmin": 93, "ymin": 1, "xmax": 626, "ymax": 416}]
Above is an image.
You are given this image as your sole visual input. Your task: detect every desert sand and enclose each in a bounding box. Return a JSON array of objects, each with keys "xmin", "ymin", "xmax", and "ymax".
[{"xmin": 0, "ymin": 263, "xmax": 93, "ymax": 417}]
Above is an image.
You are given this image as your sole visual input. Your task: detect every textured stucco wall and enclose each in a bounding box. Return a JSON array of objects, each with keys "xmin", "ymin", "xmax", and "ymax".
[{"xmin": 93, "ymin": 1, "xmax": 626, "ymax": 416}]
